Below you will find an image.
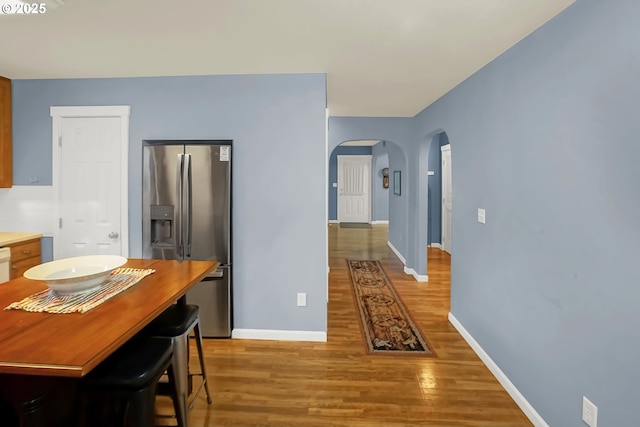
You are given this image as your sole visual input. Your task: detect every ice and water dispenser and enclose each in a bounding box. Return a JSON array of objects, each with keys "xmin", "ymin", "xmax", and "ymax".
[{"xmin": 150, "ymin": 205, "xmax": 174, "ymax": 247}]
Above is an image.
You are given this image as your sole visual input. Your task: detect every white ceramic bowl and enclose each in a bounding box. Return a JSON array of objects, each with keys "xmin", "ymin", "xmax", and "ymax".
[{"xmin": 23, "ymin": 255, "xmax": 128, "ymax": 295}]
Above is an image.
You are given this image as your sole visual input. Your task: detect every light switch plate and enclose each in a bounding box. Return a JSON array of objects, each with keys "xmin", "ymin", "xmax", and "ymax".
[
  {"xmin": 332, "ymin": 182, "xmax": 337, "ymax": 188},
  {"xmin": 582, "ymin": 396, "xmax": 598, "ymax": 427},
  {"xmin": 427, "ymin": 171, "xmax": 435, "ymax": 176},
  {"xmin": 297, "ymin": 293, "xmax": 307, "ymax": 307},
  {"xmin": 478, "ymin": 208, "xmax": 486, "ymax": 224}
]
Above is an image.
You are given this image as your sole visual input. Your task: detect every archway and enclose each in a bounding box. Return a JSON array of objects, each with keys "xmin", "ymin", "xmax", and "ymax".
[
  {"xmin": 328, "ymin": 139, "xmax": 406, "ymax": 254},
  {"xmin": 326, "ymin": 117, "xmax": 412, "ymax": 295}
]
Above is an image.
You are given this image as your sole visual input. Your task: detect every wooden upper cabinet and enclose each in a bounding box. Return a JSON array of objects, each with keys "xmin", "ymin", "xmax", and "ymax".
[{"xmin": 0, "ymin": 76, "xmax": 12, "ymax": 188}]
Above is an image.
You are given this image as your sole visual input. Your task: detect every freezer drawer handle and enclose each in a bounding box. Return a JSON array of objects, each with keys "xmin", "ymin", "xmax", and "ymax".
[{"xmin": 202, "ymin": 269, "xmax": 224, "ymax": 281}]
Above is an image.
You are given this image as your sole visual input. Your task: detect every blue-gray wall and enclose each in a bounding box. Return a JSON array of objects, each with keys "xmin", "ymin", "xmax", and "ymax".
[
  {"xmin": 371, "ymin": 142, "xmax": 389, "ymax": 222},
  {"xmin": 329, "ymin": 0, "xmax": 639, "ymax": 425},
  {"xmin": 417, "ymin": 1, "xmax": 640, "ymax": 424},
  {"xmin": 12, "ymin": 73, "xmax": 328, "ymax": 334}
]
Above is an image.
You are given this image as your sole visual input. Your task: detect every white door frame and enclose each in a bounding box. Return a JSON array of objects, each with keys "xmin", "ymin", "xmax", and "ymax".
[
  {"xmin": 50, "ymin": 106, "xmax": 130, "ymax": 259},
  {"xmin": 441, "ymin": 144, "xmax": 452, "ymax": 254},
  {"xmin": 337, "ymin": 154, "xmax": 372, "ymax": 223}
]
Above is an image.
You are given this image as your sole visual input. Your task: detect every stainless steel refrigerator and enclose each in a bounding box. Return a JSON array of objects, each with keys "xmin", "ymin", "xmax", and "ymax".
[{"xmin": 142, "ymin": 140, "xmax": 232, "ymax": 337}]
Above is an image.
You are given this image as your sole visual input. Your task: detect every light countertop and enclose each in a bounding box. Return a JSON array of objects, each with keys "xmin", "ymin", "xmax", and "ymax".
[{"xmin": 0, "ymin": 232, "xmax": 43, "ymax": 247}]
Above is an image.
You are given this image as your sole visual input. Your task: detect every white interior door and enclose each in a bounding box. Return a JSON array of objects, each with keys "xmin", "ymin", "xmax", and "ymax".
[
  {"xmin": 337, "ymin": 155, "xmax": 371, "ymax": 223},
  {"xmin": 51, "ymin": 106, "xmax": 130, "ymax": 259},
  {"xmin": 441, "ymin": 144, "xmax": 452, "ymax": 254}
]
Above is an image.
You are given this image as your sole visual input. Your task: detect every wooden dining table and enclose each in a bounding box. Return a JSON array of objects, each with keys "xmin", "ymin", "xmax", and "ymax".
[{"xmin": 0, "ymin": 257, "xmax": 218, "ymax": 427}]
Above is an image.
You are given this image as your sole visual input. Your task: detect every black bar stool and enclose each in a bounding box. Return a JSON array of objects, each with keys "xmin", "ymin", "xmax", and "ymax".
[
  {"xmin": 76, "ymin": 336, "xmax": 184, "ymax": 427},
  {"xmin": 144, "ymin": 300, "xmax": 212, "ymax": 420}
]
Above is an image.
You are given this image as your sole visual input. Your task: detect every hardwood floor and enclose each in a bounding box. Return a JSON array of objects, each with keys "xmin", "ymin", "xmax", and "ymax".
[{"xmin": 159, "ymin": 224, "xmax": 532, "ymax": 426}]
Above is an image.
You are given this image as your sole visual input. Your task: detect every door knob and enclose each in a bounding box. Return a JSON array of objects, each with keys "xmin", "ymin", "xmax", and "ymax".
[{"xmin": 108, "ymin": 232, "xmax": 119, "ymax": 239}]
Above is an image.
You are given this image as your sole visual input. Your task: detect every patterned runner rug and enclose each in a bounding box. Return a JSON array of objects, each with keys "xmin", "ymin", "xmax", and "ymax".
[{"xmin": 347, "ymin": 260, "xmax": 434, "ymax": 355}]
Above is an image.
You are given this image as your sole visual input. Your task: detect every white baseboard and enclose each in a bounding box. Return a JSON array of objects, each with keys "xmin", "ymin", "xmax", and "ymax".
[
  {"xmin": 328, "ymin": 220, "xmax": 339, "ymax": 224},
  {"xmin": 403, "ymin": 266, "xmax": 428, "ymax": 282},
  {"xmin": 448, "ymin": 313, "xmax": 549, "ymax": 427},
  {"xmin": 232, "ymin": 328, "xmax": 327, "ymax": 342},
  {"xmin": 387, "ymin": 241, "xmax": 406, "ymax": 265},
  {"xmin": 429, "ymin": 243, "xmax": 443, "ymax": 249},
  {"xmin": 389, "ymin": 242, "xmax": 427, "ymax": 282}
]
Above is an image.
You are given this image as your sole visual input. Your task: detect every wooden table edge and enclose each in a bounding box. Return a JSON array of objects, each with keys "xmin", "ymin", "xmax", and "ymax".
[{"xmin": 0, "ymin": 259, "xmax": 218, "ymax": 378}]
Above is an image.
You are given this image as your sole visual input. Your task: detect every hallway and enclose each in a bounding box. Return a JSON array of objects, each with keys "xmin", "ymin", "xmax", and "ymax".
[{"xmin": 163, "ymin": 224, "xmax": 532, "ymax": 426}]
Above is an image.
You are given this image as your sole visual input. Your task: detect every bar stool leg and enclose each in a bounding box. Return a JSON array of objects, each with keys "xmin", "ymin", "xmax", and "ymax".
[
  {"xmin": 193, "ymin": 321, "xmax": 212, "ymax": 405},
  {"xmin": 166, "ymin": 360, "xmax": 186, "ymax": 427},
  {"xmin": 172, "ymin": 332, "xmax": 190, "ymax": 426}
]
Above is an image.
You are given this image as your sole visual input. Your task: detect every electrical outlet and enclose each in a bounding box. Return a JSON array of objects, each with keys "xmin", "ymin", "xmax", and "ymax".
[
  {"xmin": 582, "ymin": 396, "xmax": 598, "ymax": 427},
  {"xmin": 297, "ymin": 293, "xmax": 307, "ymax": 307}
]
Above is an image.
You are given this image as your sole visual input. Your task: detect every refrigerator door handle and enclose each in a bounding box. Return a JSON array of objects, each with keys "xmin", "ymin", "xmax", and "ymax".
[
  {"xmin": 185, "ymin": 153, "xmax": 193, "ymax": 257},
  {"xmin": 176, "ymin": 153, "xmax": 185, "ymax": 261}
]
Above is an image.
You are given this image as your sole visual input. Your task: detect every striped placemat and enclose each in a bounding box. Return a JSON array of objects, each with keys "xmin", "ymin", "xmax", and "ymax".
[{"xmin": 4, "ymin": 268, "xmax": 155, "ymax": 314}]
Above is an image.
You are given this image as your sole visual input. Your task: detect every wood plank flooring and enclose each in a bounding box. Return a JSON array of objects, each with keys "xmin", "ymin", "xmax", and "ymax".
[{"xmin": 158, "ymin": 224, "xmax": 532, "ymax": 426}]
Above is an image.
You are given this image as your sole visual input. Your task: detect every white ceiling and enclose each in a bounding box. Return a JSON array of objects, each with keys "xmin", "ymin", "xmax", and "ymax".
[{"xmin": 0, "ymin": 0, "xmax": 574, "ymax": 117}]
